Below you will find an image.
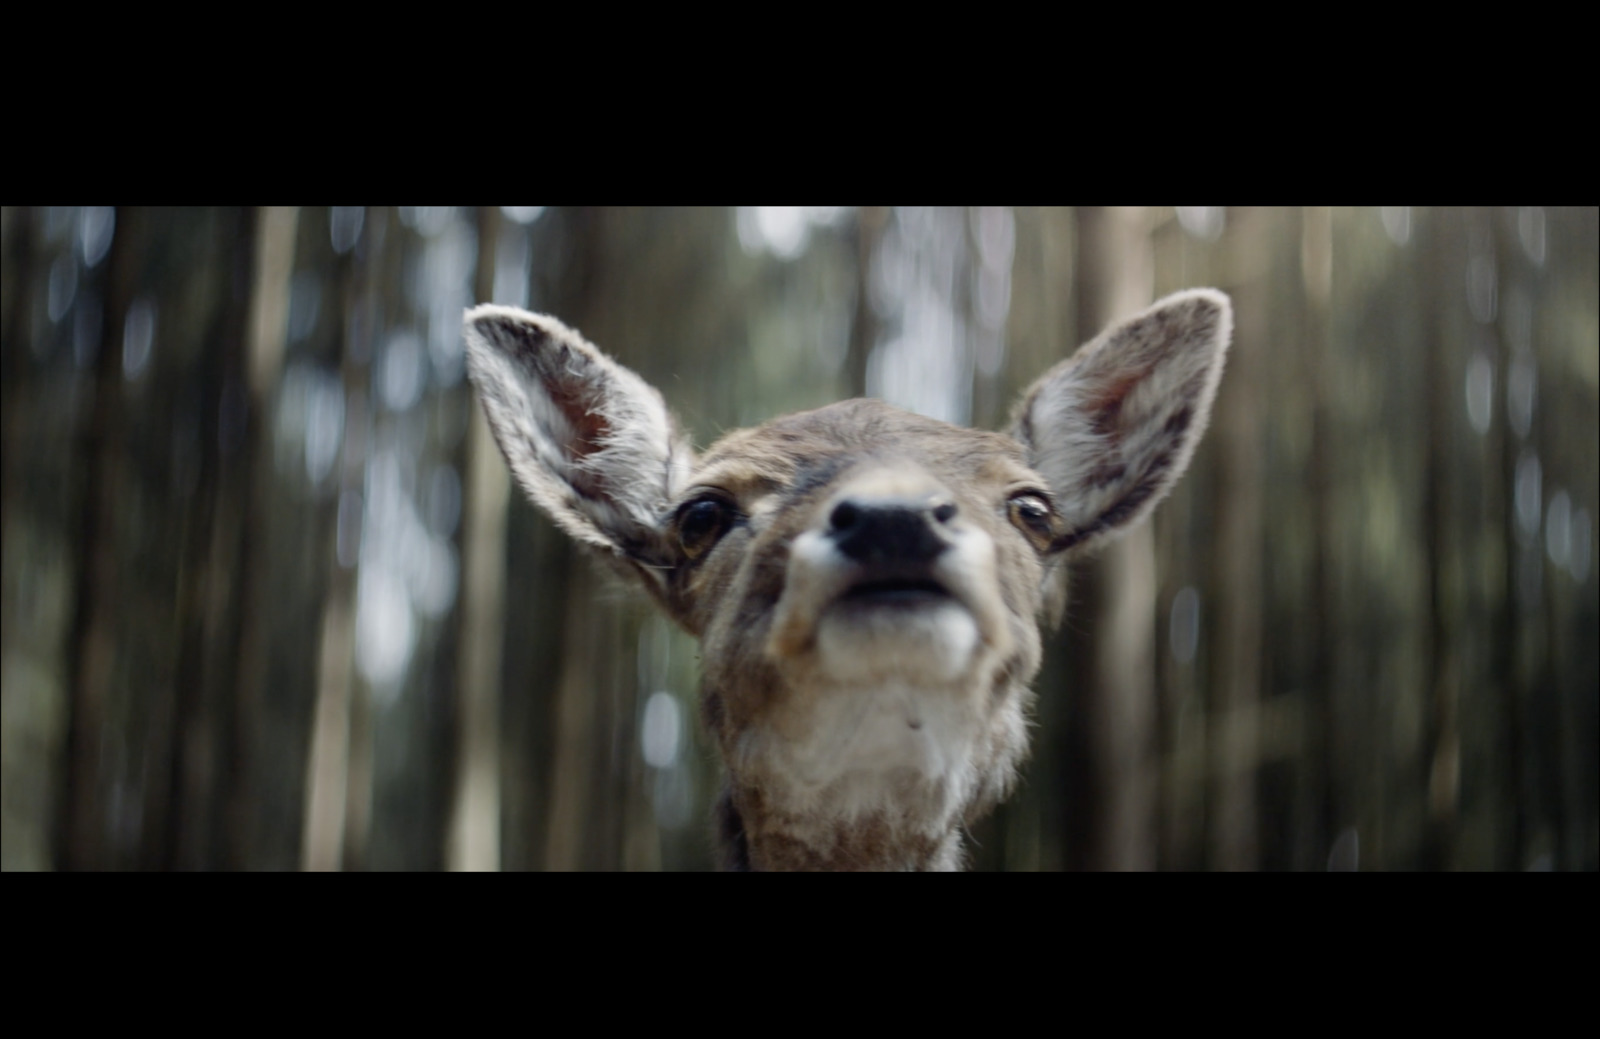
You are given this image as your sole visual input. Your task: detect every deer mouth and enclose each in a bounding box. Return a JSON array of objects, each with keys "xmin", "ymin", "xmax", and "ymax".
[
  {"xmin": 836, "ymin": 568, "xmax": 954, "ymax": 608},
  {"xmin": 801, "ymin": 561, "xmax": 984, "ymax": 683}
]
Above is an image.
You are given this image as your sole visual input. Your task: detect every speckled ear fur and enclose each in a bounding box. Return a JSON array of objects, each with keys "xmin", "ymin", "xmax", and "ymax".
[
  {"xmin": 462, "ymin": 305, "xmax": 695, "ymax": 597},
  {"xmin": 1011, "ymin": 289, "xmax": 1231, "ymax": 557}
]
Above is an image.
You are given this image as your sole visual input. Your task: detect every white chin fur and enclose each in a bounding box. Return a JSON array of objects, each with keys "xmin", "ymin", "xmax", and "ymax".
[{"xmin": 814, "ymin": 600, "xmax": 981, "ymax": 686}]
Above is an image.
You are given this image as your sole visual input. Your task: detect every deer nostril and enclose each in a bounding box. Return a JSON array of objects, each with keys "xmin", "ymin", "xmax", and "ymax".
[
  {"xmin": 932, "ymin": 502, "xmax": 957, "ymax": 524},
  {"xmin": 828, "ymin": 499, "xmax": 949, "ymax": 565}
]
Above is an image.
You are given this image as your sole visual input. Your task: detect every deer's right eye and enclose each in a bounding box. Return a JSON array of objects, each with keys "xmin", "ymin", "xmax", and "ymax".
[
  {"xmin": 678, "ymin": 497, "xmax": 735, "ymax": 558},
  {"xmin": 1006, "ymin": 490, "xmax": 1061, "ymax": 551}
]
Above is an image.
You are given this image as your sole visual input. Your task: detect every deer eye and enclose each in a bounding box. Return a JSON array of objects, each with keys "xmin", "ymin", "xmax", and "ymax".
[
  {"xmin": 677, "ymin": 495, "xmax": 736, "ymax": 558},
  {"xmin": 1006, "ymin": 491, "xmax": 1059, "ymax": 549}
]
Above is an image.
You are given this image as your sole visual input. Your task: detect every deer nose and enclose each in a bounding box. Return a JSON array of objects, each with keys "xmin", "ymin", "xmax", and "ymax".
[{"xmin": 828, "ymin": 497, "xmax": 956, "ymax": 564}]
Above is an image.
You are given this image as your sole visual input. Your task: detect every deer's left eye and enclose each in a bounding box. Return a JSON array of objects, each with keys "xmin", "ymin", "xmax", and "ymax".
[
  {"xmin": 678, "ymin": 496, "xmax": 736, "ymax": 558},
  {"xmin": 1006, "ymin": 491, "xmax": 1059, "ymax": 549}
]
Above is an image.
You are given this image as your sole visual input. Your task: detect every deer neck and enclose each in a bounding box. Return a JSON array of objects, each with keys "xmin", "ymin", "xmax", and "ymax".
[
  {"xmin": 714, "ymin": 674, "xmax": 1006, "ymax": 871},
  {"xmin": 726, "ymin": 797, "xmax": 966, "ymax": 872}
]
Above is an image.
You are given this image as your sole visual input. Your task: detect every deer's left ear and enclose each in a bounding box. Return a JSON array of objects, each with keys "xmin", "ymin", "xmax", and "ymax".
[
  {"xmin": 1010, "ymin": 289, "xmax": 1231, "ymax": 554},
  {"xmin": 463, "ymin": 305, "xmax": 694, "ymax": 593}
]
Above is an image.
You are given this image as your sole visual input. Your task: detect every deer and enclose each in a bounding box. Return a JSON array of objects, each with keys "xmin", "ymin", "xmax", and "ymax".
[{"xmin": 463, "ymin": 287, "xmax": 1230, "ymax": 870}]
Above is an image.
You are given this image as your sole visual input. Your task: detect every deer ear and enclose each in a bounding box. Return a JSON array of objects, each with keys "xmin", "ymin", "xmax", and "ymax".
[
  {"xmin": 1010, "ymin": 289, "xmax": 1231, "ymax": 554},
  {"xmin": 463, "ymin": 305, "xmax": 693, "ymax": 586}
]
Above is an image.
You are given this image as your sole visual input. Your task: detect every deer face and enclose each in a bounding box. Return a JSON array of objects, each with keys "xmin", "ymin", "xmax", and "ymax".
[
  {"xmin": 668, "ymin": 404, "xmax": 1056, "ymax": 869},
  {"xmin": 464, "ymin": 289, "xmax": 1230, "ymax": 870}
]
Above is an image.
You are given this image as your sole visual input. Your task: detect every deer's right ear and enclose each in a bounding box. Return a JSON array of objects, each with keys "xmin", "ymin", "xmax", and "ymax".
[
  {"xmin": 1010, "ymin": 289, "xmax": 1231, "ymax": 556},
  {"xmin": 463, "ymin": 305, "xmax": 693, "ymax": 584}
]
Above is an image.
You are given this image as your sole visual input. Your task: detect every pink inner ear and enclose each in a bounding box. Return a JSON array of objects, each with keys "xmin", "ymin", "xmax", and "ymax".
[
  {"xmin": 549, "ymin": 380, "xmax": 609, "ymax": 464},
  {"xmin": 1085, "ymin": 365, "xmax": 1150, "ymax": 438},
  {"xmin": 1079, "ymin": 365, "xmax": 1150, "ymax": 490}
]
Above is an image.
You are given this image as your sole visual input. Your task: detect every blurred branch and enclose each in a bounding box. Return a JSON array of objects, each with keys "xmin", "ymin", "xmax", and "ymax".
[
  {"xmin": 60, "ymin": 207, "xmax": 136, "ymax": 870},
  {"xmin": 448, "ymin": 206, "xmax": 508, "ymax": 871},
  {"xmin": 231, "ymin": 205, "xmax": 296, "ymax": 867}
]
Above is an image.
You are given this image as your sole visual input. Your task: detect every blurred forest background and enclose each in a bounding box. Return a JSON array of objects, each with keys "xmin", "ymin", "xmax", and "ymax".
[{"xmin": 1, "ymin": 206, "xmax": 1595, "ymax": 871}]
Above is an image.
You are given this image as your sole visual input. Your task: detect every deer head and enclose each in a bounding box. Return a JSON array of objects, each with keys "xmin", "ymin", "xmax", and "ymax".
[{"xmin": 464, "ymin": 288, "xmax": 1231, "ymax": 870}]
